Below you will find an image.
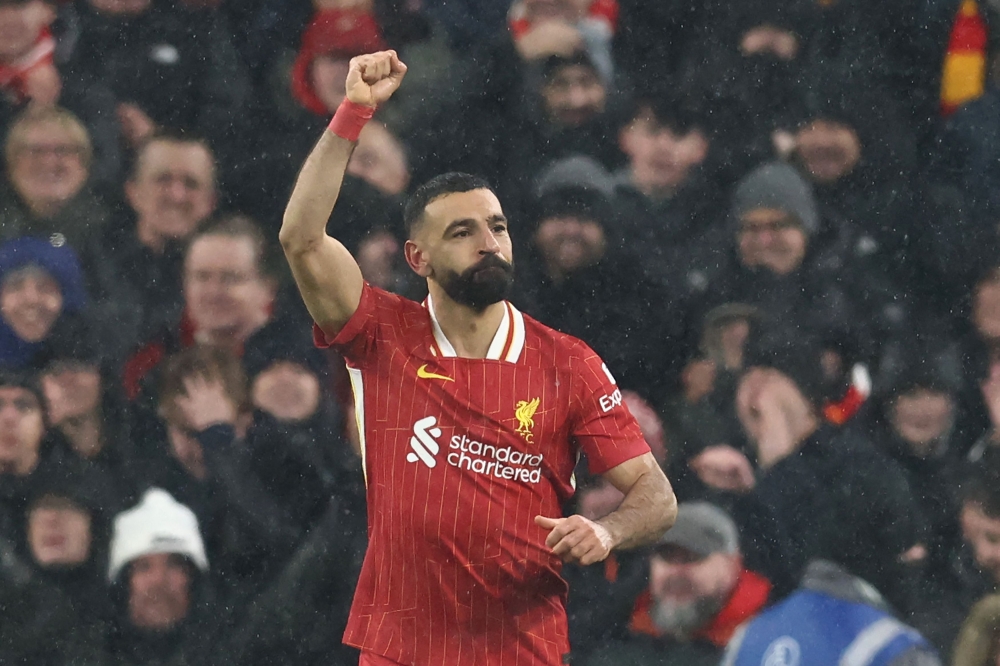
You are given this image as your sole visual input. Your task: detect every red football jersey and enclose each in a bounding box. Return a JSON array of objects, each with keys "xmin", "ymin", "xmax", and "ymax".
[{"xmin": 314, "ymin": 284, "xmax": 649, "ymax": 666}]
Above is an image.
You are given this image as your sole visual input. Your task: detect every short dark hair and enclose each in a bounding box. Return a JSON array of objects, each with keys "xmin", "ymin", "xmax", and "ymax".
[
  {"xmin": 130, "ymin": 128, "xmax": 216, "ymax": 185},
  {"xmin": 624, "ymin": 92, "xmax": 707, "ymax": 137},
  {"xmin": 961, "ymin": 456, "xmax": 1000, "ymax": 520},
  {"xmin": 158, "ymin": 345, "xmax": 249, "ymax": 420},
  {"xmin": 403, "ymin": 172, "xmax": 496, "ymax": 238},
  {"xmin": 188, "ymin": 214, "xmax": 273, "ymax": 278}
]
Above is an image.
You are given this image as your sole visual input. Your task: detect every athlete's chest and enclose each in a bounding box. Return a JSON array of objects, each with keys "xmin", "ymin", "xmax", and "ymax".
[{"xmin": 367, "ymin": 346, "xmax": 577, "ymax": 477}]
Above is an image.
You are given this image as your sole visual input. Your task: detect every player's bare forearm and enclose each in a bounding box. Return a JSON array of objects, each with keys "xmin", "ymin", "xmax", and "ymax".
[
  {"xmin": 280, "ymin": 131, "xmax": 356, "ymax": 253},
  {"xmin": 535, "ymin": 453, "xmax": 676, "ymax": 565},
  {"xmin": 597, "ymin": 456, "xmax": 677, "ymax": 551}
]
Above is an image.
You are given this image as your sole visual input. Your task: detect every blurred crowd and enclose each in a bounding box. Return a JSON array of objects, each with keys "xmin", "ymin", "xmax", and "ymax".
[{"xmin": 5, "ymin": 0, "xmax": 1000, "ymax": 664}]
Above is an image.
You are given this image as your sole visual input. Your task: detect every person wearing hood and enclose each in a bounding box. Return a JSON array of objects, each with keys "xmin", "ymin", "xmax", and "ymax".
[
  {"xmin": 0, "ymin": 235, "xmax": 93, "ymax": 371},
  {"xmin": 19, "ymin": 460, "xmax": 118, "ymax": 645},
  {"xmin": 237, "ymin": 10, "xmax": 405, "ymax": 235},
  {"xmin": 39, "ymin": 336, "xmax": 139, "ymax": 507},
  {"xmin": 514, "ymin": 154, "xmax": 680, "ymax": 402},
  {"xmin": 103, "ymin": 487, "xmax": 222, "ymax": 666},
  {"xmin": 860, "ymin": 335, "xmax": 969, "ymax": 576}
]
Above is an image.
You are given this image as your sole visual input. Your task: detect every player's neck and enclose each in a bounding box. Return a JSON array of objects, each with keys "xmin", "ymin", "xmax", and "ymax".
[{"xmin": 428, "ymin": 287, "xmax": 507, "ymax": 359}]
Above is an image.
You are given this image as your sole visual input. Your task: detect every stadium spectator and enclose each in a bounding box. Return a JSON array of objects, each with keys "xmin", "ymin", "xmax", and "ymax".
[
  {"xmin": 734, "ymin": 320, "xmax": 926, "ymax": 606},
  {"xmin": 67, "ymin": 0, "xmax": 249, "ymax": 156},
  {"xmin": 613, "ymin": 93, "xmax": 727, "ymax": 298},
  {"xmin": 584, "ymin": 502, "xmax": 770, "ymax": 666},
  {"xmin": 0, "ymin": 0, "xmax": 60, "ymax": 107},
  {"xmin": 105, "ymin": 132, "xmax": 217, "ymax": 358},
  {"xmin": 721, "ymin": 560, "xmax": 941, "ymax": 666},
  {"xmin": 952, "ymin": 593, "xmax": 1000, "ymax": 666},
  {"xmin": 0, "ymin": 236, "xmax": 91, "ymax": 371},
  {"xmin": 104, "ymin": 487, "xmax": 220, "ymax": 666},
  {"xmin": 515, "ymin": 155, "xmax": 677, "ymax": 399}
]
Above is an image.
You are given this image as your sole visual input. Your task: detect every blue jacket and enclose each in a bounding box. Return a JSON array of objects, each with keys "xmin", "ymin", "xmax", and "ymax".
[{"xmin": 722, "ymin": 561, "xmax": 940, "ymax": 666}]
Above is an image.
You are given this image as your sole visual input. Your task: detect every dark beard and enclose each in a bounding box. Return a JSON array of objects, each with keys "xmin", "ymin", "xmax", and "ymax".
[{"xmin": 438, "ymin": 254, "xmax": 515, "ymax": 312}]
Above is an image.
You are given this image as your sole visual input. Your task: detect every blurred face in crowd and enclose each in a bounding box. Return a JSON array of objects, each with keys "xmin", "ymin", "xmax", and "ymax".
[
  {"xmin": 357, "ymin": 229, "xmax": 403, "ymax": 290},
  {"xmin": 1, "ymin": 266, "xmax": 63, "ymax": 343},
  {"xmin": 28, "ymin": 497, "xmax": 92, "ymax": 567},
  {"xmin": 163, "ymin": 411, "xmax": 207, "ymax": 480},
  {"xmin": 737, "ymin": 208, "xmax": 807, "ymax": 276},
  {"xmin": 541, "ymin": 64, "xmax": 606, "ymax": 128},
  {"xmin": 8, "ymin": 120, "xmax": 89, "ymax": 217},
  {"xmin": 794, "ymin": 119, "xmax": 862, "ymax": 184},
  {"xmin": 961, "ymin": 502, "xmax": 1000, "ymax": 584},
  {"xmin": 406, "ymin": 189, "xmax": 515, "ymax": 311},
  {"xmin": 41, "ymin": 361, "xmax": 101, "ymax": 427},
  {"xmin": 87, "ymin": 0, "xmax": 151, "ymax": 16},
  {"xmin": 252, "ymin": 361, "xmax": 321, "ymax": 423},
  {"xmin": 649, "ymin": 547, "xmax": 741, "ymax": 638},
  {"xmin": 889, "ymin": 388, "xmax": 954, "ymax": 457},
  {"xmin": 128, "ymin": 553, "xmax": 192, "ymax": 631},
  {"xmin": 619, "ymin": 109, "xmax": 708, "ymax": 197},
  {"xmin": 534, "ymin": 214, "xmax": 605, "ymax": 280},
  {"xmin": 126, "ymin": 139, "xmax": 216, "ymax": 252},
  {"xmin": 740, "ymin": 25, "xmax": 800, "ymax": 61},
  {"xmin": 0, "ymin": 0, "xmax": 53, "ymax": 62},
  {"xmin": 0, "ymin": 386, "xmax": 45, "ymax": 476},
  {"xmin": 311, "ymin": 54, "xmax": 351, "ymax": 113},
  {"xmin": 183, "ymin": 234, "xmax": 274, "ymax": 342},
  {"xmin": 974, "ymin": 279, "xmax": 1000, "ymax": 344},
  {"xmin": 347, "ymin": 122, "xmax": 410, "ymax": 196},
  {"xmin": 623, "ymin": 390, "xmax": 668, "ymax": 465}
]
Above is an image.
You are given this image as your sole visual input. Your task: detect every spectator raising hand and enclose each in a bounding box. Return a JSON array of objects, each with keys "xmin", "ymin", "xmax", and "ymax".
[{"xmin": 173, "ymin": 374, "xmax": 238, "ymax": 432}]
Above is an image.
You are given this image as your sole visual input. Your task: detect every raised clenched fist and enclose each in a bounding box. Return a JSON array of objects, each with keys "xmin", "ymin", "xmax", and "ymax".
[{"xmin": 346, "ymin": 50, "xmax": 408, "ymax": 108}]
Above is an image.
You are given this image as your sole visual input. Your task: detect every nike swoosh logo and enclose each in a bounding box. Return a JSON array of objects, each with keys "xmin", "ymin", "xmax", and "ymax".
[{"xmin": 417, "ymin": 364, "xmax": 454, "ymax": 382}]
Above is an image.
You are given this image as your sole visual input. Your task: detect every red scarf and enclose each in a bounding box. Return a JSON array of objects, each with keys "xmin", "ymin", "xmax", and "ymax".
[{"xmin": 0, "ymin": 28, "xmax": 55, "ymax": 103}]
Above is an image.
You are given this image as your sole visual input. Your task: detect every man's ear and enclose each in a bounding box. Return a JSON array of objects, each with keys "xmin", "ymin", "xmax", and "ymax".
[{"xmin": 404, "ymin": 240, "xmax": 431, "ymax": 278}]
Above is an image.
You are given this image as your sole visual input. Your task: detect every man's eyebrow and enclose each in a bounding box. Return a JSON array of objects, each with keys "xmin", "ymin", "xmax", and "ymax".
[
  {"xmin": 443, "ymin": 219, "xmax": 475, "ymax": 236},
  {"xmin": 487, "ymin": 214, "xmax": 508, "ymax": 224}
]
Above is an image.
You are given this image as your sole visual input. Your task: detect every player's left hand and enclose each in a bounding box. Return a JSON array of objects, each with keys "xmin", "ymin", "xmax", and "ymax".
[{"xmin": 535, "ymin": 514, "xmax": 615, "ymax": 566}]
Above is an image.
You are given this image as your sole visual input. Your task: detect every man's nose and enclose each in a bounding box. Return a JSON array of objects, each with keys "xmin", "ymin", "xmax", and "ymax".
[{"xmin": 480, "ymin": 229, "xmax": 502, "ymax": 254}]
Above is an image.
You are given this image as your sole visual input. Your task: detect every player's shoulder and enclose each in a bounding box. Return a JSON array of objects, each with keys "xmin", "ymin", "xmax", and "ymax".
[
  {"xmin": 520, "ymin": 310, "xmax": 601, "ymax": 365},
  {"xmin": 364, "ymin": 283, "xmax": 432, "ymax": 340}
]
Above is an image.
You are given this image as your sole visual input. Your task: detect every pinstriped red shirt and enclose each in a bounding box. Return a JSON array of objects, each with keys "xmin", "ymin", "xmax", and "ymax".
[{"xmin": 314, "ymin": 284, "xmax": 649, "ymax": 666}]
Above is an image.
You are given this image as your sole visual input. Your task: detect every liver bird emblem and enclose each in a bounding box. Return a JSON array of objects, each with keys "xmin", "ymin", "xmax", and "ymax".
[{"xmin": 515, "ymin": 397, "xmax": 540, "ymax": 442}]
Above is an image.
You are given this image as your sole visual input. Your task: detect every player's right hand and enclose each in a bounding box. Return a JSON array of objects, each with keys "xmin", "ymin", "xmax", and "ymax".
[{"xmin": 346, "ymin": 50, "xmax": 407, "ymax": 108}]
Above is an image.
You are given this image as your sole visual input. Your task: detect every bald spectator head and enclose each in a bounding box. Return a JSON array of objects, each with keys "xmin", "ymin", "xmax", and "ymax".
[{"xmin": 125, "ymin": 131, "xmax": 216, "ymax": 254}]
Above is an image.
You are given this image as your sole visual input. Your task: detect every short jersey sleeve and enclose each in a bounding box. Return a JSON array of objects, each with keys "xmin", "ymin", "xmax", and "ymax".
[
  {"xmin": 312, "ymin": 283, "xmax": 402, "ymax": 367},
  {"xmin": 568, "ymin": 342, "xmax": 649, "ymax": 475}
]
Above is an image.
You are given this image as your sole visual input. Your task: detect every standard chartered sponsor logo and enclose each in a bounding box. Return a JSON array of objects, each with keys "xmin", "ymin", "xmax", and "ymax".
[
  {"xmin": 407, "ymin": 416, "xmax": 442, "ymax": 468},
  {"xmin": 406, "ymin": 417, "xmax": 543, "ymax": 483},
  {"xmin": 448, "ymin": 434, "xmax": 544, "ymax": 483}
]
